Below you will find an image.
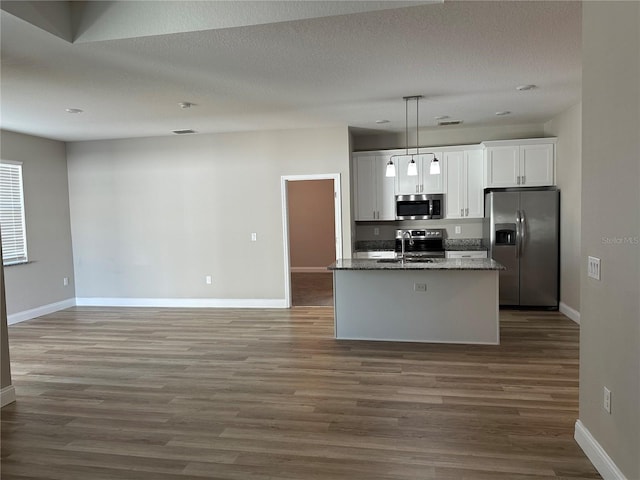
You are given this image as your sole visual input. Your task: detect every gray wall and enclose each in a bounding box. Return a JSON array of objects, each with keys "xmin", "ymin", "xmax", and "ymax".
[
  {"xmin": 580, "ymin": 2, "xmax": 639, "ymax": 478},
  {"xmin": 0, "ymin": 130, "xmax": 76, "ymax": 316},
  {"xmin": 66, "ymin": 127, "xmax": 351, "ymax": 301},
  {"xmin": 544, "ymin": 103, "xmax": 582, "ymax": 315},
  {"xmin": 1, "ymin": 245, "xmax": 12, "ymax": 394},
  {"xmin": 352, "ymin": 123, "xmax": 546, "ymax": 151}
]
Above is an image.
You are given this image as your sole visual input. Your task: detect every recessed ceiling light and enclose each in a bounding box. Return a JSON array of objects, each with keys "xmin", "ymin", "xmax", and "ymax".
[
  {"xmin": 495, "ymin": 111, "xmax": 511, "ymax": 116},
  {"xmin": 65, "ymin": 108, "xmax": 83, "ymax": 114},
  {"xmin": 179, "ymin": 102, "xmax": 196, "ymax": 109},
  {"xmin": 375, "ymin": 119, "xmax": 390, "ymax": 124},
  {"xmin": 434, "ymin": 115, "xmax": 449, "ymax": 121},
  {"xmin": 516, "ymin": 84, "xmax": 537, "ymax": 91}
]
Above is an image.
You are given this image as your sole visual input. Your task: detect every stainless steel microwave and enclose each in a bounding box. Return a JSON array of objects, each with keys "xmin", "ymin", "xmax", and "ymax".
[{"xmin": 396, "ymin": 194, "xmax": 444, "ymax": 220}]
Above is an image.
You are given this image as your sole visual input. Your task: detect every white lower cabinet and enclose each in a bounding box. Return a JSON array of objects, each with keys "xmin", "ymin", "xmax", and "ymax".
[
  {"xmin": 446, "ymin": 251, "xmax": 488, "ymax": 259},
  {"xmin": 445, "ymin": 149, "xmax": 484, "ymax": 219}
]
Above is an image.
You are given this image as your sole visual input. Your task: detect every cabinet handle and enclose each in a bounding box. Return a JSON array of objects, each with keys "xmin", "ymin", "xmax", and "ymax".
[
  {"xmin": 522, "ymin": 175, "xmax": 526, "ymax": 184},
  {"xmin": 517, "ymin": 176, "xmax": 521, "ymax": 185},
  {"xmin": 460, "ymin": 208, "xmax": 464, "ymax": 217},
  {"xmin": 465, "ymin": 208, "xmax": 469, "ymax": 216}
]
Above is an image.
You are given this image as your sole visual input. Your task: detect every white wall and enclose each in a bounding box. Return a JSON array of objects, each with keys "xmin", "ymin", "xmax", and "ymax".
[
  {"xmin": 544, "ymin": 103, "xmax": 582, "ymax": 317},
  {"xmin": 579, "ymin": 2, "xmax": 639, "ymax": 479},
  {"xmin": 0, "ymin": 130, "xmax": 76, "ymax": 318},
  {"xmin": 66, "ymin": 127, "xmax": 351, "ymax": 304}
]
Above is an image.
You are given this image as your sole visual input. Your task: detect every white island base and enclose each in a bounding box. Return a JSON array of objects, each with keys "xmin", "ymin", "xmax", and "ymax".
[{"xmin": 333, "ymin": 269, "xmax": 499, "ymax": 345}]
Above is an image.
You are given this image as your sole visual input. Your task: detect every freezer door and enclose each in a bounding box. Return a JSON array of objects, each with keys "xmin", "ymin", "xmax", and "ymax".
[
  {"xmin": 519, "ymin": 190, "xmax": 559, "ymax": 307},
  {"xmin": 486, "ymin": 192, "xmax": 520, "ymax": 305}
]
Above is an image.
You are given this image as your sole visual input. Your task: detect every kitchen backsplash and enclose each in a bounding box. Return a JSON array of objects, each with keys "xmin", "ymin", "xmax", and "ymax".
[{"xmin": 355, "ymin": 219, "xmax": 484, "ymax": 242}]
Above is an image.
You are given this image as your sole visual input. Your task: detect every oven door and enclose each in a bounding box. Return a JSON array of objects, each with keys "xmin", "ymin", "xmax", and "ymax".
[{"xmin": 396, "ymin": 195, "xmax": 431, "ymax": 220}]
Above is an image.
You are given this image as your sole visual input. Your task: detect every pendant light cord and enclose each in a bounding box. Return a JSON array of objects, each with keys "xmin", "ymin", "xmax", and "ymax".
[
  {"xmin": 405, "ymin": 98, "xmax": 409, "ymax": 156},
  {"xmin": 415, "ymin": 96, "xmax": 419, "ymax": 156}
]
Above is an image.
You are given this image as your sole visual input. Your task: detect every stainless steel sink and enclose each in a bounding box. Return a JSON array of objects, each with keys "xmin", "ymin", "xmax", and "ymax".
[{"xmin": 376, "ymin": 257, "xmax": 436, "ymax": 263}]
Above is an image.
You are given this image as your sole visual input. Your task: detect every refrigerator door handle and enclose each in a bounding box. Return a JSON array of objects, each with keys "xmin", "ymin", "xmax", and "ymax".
[
  {"xmin": 515, "ymin": 210, "xmax": 522, "ymax": 258},
  {"xmin": 520, "ymin": 209, "xmax": 527, "ymax": 254}
]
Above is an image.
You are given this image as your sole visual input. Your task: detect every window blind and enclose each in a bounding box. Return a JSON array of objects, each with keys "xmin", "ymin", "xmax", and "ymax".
[{"xmin": 0, "ymin": 161, "xmax": 28, "ymax": 265}]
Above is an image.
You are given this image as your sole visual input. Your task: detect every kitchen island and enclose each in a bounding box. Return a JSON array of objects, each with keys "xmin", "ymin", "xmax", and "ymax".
[{"xmin": 328, "ymin": 258, "xmax": 504, "ymax": 345}]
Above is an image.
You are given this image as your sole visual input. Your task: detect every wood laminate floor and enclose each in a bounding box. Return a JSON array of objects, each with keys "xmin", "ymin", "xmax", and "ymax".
[
  {"xmin": 291, "ymin": 272, "xmax": 334, "ymax": 307},
  {"xmin": 1, "ymin": 308, "xmax": 600, "ymax": 480}
]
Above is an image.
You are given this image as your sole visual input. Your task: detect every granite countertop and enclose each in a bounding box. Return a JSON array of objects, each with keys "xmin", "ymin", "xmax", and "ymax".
[{"xmin": 328, "ymin": 258, "xmax": 504, "ymax": 271}]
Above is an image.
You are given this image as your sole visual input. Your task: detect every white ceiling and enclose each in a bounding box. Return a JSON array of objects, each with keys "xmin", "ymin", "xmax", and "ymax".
[{"xmin": 0, "ymin": 1, "xmax": 581, "ymax": 142}]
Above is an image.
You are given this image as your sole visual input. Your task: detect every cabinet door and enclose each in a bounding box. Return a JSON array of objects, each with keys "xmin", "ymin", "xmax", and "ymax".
[
  {"xmin": 421, "ymin": 152, "xmax": 445, "ymax": 193},
  {"xmin": 520, "ymin": 144, "xmax": 554, "ymax": 186},
  {"xmin": 485, "ymin": 145, "xmax": 519, "ymax": 187},
  {"xmin": 376, "ymin": 155, "xmax": 397, "ymax": 220},
  {"xmin": 444, "ymin": 151, "xmax": 464, "ymax": 219},
  {"xmin": 395, "ymin": 154, "xmax": 421, "ymax": 194},
  {"xmin": 354, "ymin": 156, "xmax": 377, "ymax": 220},
  {"xmin": 465, "ymin": 150, "xmax": 485, "ymax": 218}
]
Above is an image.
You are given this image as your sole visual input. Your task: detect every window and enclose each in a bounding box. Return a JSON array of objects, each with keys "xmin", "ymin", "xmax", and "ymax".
[{"xmin": 0, "ymin": 161, "xmax": 28, "ymax": 265}]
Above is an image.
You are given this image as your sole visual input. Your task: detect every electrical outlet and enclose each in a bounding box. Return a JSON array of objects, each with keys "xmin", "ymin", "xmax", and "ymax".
[
  {"xmin": 251, "ymin": 232, "xmax": 257, "ymax": 242},
  {"xmin": 205, "ymin": 275, "xmax": 212, "ymax": 285},
  {"xmin": 63, "ymin": 277, "xmax": 69, "ymax": 286},
  {"xmin": 588, "ymin": 256, "xmax": 601, "ymax": 280},
  {"xmin": 374, "ymin": 227, "xmax": 379, "ymax": 236},
  {"xmin": 603, "ymin": 386, "xmax": 611, "ymax": 414},
  {"xmin": 414, "ymin": 283, "xmax": 427, "ymax": 292},
  {"xmin": 455, "ymin": 225, "xmax": 461, "ymax": 234}
]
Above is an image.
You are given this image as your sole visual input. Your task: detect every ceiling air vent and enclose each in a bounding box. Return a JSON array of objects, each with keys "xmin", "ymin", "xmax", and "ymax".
[
  {"xmin": 172, "ymin": 129, "xmax": 196, "ymax": 134},
  {"xmin": 438, "ymin": 120, "xmax": 463, "ymax": 126}
]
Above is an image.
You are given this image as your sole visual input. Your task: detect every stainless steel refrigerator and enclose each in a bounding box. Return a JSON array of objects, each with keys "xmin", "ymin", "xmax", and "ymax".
[{"xmin": 484, "ymin": 188, "xmax": 559, "ymax": 308}]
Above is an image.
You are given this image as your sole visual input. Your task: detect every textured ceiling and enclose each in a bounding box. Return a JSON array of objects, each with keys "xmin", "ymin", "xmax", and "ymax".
[{"xmin": 0, "ymin": 1, "xmax": 581, "ymax": 142}]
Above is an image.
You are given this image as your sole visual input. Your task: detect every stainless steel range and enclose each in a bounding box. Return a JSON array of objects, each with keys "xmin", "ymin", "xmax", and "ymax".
[{"xmin": 395, "ymin": 229, "xmax": 446, "ymax": 258}]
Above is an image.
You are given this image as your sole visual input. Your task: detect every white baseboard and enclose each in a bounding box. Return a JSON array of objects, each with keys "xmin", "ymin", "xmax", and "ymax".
[
  {"xmin": 560, "ymin": 302, "xmax": 580, "ymax": 324},
  {"xmin": 574, "ymin": 420, "xmax": 628, "ymax": 480},
  {"xmin": 7, "ymin": 298, "xmax": 76, "ymax": 325},
  {"xmin": 290, "ymin": 267, "xmax": 331, "ymax": 273},
  {"xmin": 0, "ymin": 385, "xmax": 16, "ymax": 407},
  {"xmin": 75, "ymin": 297, "xmax": 288, "ymax": 309}
]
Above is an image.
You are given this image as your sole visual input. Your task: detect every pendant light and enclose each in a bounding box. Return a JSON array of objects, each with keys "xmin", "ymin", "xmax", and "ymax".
[
  {"xmin": 385, "ymin": 159, "xmax": 396, "ymax": 177},
  {"xmin": 388, "ymin": 96, "xmax": 440, "ymax": 178}
]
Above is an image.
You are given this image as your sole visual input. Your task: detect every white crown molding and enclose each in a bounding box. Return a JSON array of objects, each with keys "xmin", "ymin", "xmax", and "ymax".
[
  {"xmin": 574, "ymin": 420, "xmax": 628, "ymax": 480},
  {"xmin": 75, "ymin": 298, "xmax": 288, "ymax": 309},
  {"xmin": 7, "ymin": 298, "xmax": 76, "ymax": 325},
  {"xmin": 559, "ymin": 302, "xmax": 580, "ymax": 324},
  {"xmin": 0, "ymin": 386, "xmax": 16, "ymax": 408}
]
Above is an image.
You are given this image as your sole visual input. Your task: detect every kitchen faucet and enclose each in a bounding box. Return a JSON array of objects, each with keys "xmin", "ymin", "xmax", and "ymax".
[{"xmin": 400, "ymin": 231, "xmax": 414, "ymax": 260}]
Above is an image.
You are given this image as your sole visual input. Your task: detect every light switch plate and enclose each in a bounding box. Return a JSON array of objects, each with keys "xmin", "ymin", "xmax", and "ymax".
[
  {"xmin": 251, "ymin": 232, "xmax": 257, "ymax": 241},
  {"xmin": 588, "ymin": 256, "xmax": 601, "ymax": 280}
]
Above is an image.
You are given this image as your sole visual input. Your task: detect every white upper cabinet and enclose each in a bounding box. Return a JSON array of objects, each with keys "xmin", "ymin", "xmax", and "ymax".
[
  {"xmin": 395, "ymin": 152, "xmax": 444, "ymax": 195},
  {"xmin": 483, "ymin": 139, "xmax": 556, "ymax": 188},
  {"xmin": 445, "ymin": 149, "xmax": 484, "ymax": 219},
  {"xmin": 353, "ymin": 152, "xmax": 397, "ymax": 221}
]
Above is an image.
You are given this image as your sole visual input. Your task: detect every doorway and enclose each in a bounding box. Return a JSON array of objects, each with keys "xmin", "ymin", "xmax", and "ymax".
[{"xmin": 281, "ymin": 174, "xmax": 342, "ymax": 308}]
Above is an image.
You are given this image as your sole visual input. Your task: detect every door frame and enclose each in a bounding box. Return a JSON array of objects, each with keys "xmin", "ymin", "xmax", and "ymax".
[{"xmin": 281, "ymin": 174, "xmax": 342, "ymax": 308}]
